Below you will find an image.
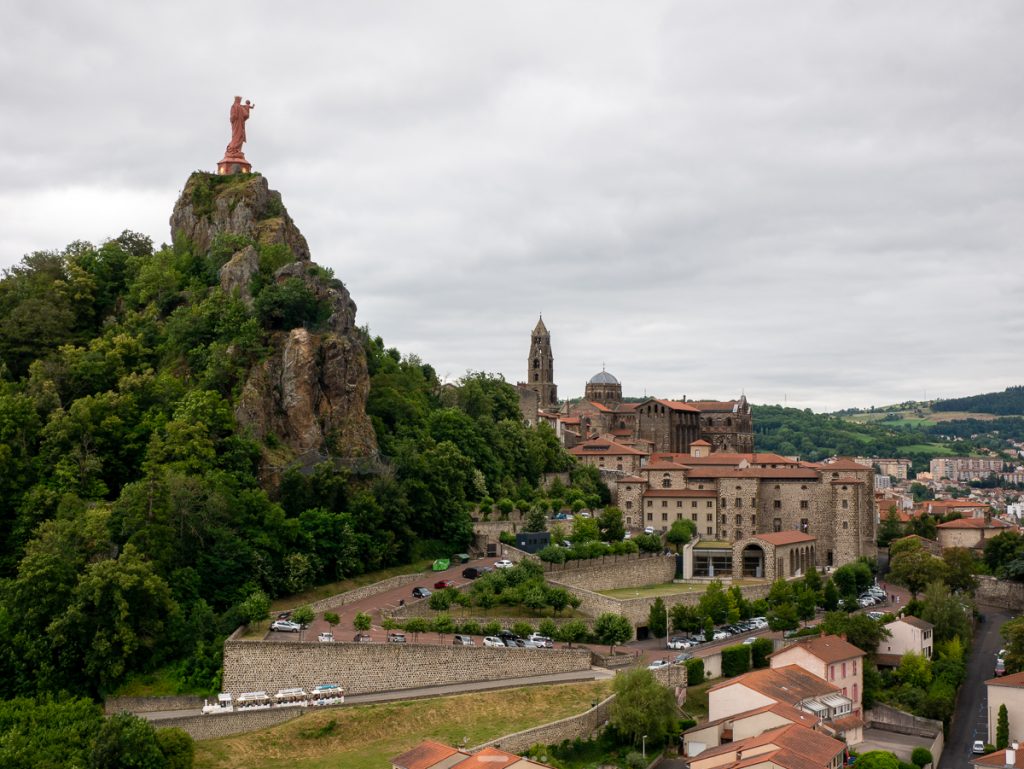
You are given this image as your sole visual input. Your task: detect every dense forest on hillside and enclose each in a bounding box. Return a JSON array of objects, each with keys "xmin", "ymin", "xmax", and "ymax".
[
  {"xmin": 931, "ymin": 386, "xmax": 1024, "ymax": 415},
  {"xmin": 0, "ymin": 180, "xmax": 590, "ymax": 704}
]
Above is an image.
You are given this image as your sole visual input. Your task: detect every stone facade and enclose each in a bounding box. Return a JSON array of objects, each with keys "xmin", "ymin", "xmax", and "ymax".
[
  {"xmin": 104, "ymin": 695, "xmax": 205, "ymax": 715},
  {"xmin": 221, "ymin": 640, "xmax": 592, "ymax": 696},
  {"xmin": 976, "ymin": 576, "xmax": 1024, "ymax": 611},
  {"xmin": 471, "ymin": 695, "xmax": 614, "ymax": 754},
  {"xmin": 542, "ymin": 553, "xmax": 676, "ymax": 592},
  {"xmin": 517, "ymin": 317, "xmax": 557, "ymax": 410}
]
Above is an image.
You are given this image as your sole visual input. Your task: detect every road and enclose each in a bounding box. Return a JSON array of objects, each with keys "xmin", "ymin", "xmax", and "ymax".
[{"xmin": 939, "ymin": 604, "xmax": 1009, "ymax": 769}]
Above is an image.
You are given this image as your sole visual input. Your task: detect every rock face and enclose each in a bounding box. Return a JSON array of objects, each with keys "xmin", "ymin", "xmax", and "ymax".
[
  {"xmin": 170, "ymin": 172, "xmax": 311, "ymax": 261},
  {"xmin": 169, "ymin": 172, "xmax": 377, "ymax": 480}
]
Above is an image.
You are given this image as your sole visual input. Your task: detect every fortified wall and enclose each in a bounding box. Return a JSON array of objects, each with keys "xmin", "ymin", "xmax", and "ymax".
[{"xmin": 221, "ymin": 640, "xmax": 592, "ymax": 695}]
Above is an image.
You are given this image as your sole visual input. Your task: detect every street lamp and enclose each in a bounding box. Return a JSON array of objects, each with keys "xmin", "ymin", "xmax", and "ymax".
[{"xmin": 642, "ymin": 735, "xmax": 648, "ymax": 759}]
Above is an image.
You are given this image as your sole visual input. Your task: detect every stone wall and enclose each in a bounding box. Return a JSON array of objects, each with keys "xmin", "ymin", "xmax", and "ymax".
[
  {"xmin": 977, "ymin": 576, "xmax": 1024, "ymax": 611},
  {"xmin": 543, "ymin": 553, "xmax": 676, "ymax": 591},
  {"xmin": 146, "ymin": 707, "xmax": 303, "ymax": 741},
  {"xmin": 865, "ymin": 703, "xmax": 944, "ymax": 765},
  {"xmin": 221, "ymin": 640, "xmax": 592, "ymax": 696},
  {"xmin": 104, "ymin": 695, "xmax": 205, "ymax": 715},
  {"xmin": 471, "ymin": 695, "xmax": 614, "ymax": 754},
  {"xmin": 309, "ymin": 572, "xmax": 424, "ymax": 614}
]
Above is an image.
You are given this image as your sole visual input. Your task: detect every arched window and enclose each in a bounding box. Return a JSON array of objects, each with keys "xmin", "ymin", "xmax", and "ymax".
[
  {"xmin": 662, "ymin": 477, "xmax": 672, "ymax": 488},
  {"xmin": 533, "ymin": 358, "xmax": 539, "ymax": 369},
  {"xmin": 534, "ymin": 373, "xmax": 539, "ymax": 381}
]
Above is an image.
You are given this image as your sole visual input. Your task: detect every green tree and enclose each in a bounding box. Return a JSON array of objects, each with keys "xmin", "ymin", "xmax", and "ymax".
[
  {"xmin": 594, "ymin": 612, "xmax": 633, "ymax": 654},
  {"xmin": 666, "ymin": 519, "xmax": 696, "ymax": 552},
  {"xmin": 609, "ymin": 668, "xmax": 678, "ymax": 747},
  {"xmin": 237, "ymin": 590, "xmax": 270, "ymax": 627},
  {"xmin": 751, "ymin": 637, "xmax": 773, "ymax": 668},
  {"xmin": 910, "ymin": 748, "xmax": 933, "ymax": 769},
  {"xmin": 403, "ymin": 617, "xmax": 429, "ymax": 641},
  {"xmin": 91, "ymin": 711, "xmax": 167, "ymax": 769},
  {"xmin": 822, "ymin": 580, "xmax": 840, "ymax": 611},
  {"xmin": 997, "ymin": 703, "xmax": 1010, "ymax": 750},
  {"xmin": 721, "ymin": 645, "xmax": 751, "ymax": 677},
  {"xmin": 916, "ymin": 580, "xmax": 971, "ymax": 644},
  {"xmin": 670, "ymin": 604, "xmax": 702, "ymax": 634},
  {"xmin": 524, "ymin": 504, "xmax": 548, "ymax": 533},
  {"xmin": 353, "ymin": 612, "xmax": 371, "ymax": 632},
  {"xmin": 323, "ymin": 612, "xmax": 340, "ymax": 632},
  {"xmin": 767, "ymin": 604, "xmax": 798, "ymax": 633},
  {"xmin": 648, "ymin": 597, "xmax": 667, "ymax": 639},
  {"xmin": 853, "ymin": 751, "xmax": 900, "ymax": 769},
  {"xmin": 570, "ymin": 515, "xmax": 601, "ymax": 544},
  {"xmin": 878, "ymin": 507, "xmax": 905, "ymax": 548},
  {"xmin": 557, "ymin": 619, "xmax": 590, "ymax": 648},
  {"xmin": 941, "ymin": 547, "xmax": 979, "ymax": 594},
  {"xmin": 889, "ymin": 542, "xmax": 948, "ymax": 597},
  {"xmin": 155, "ymin": 727, "xmax": 194, "ymax": 769},
  {"xmin": 598, "ymin": 506, "xmax": 626, "ymax": 542},
  {"xmin": 896, "ymin": 652, "xmax": 932, "ymax": 689},
  {"xmin": 820, "ymin": 611, "xmax": 891, "ymax": 655}
]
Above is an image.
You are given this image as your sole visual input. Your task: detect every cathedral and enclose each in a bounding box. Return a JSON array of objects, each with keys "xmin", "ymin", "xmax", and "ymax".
[{"xmin": 517, "ymin": 316, "xmax": 754, "ymax": 454}]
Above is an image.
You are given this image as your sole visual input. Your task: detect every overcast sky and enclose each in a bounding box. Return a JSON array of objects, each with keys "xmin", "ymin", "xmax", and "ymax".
[{"xmin": 3, "ymin": 2, "xmax": 1023, "ymax": 413}]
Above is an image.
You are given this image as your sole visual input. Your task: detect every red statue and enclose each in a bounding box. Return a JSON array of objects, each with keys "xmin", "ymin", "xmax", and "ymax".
[{"xmin": 218, "ymin": 96, "xmax": 255, "ymax": 174}]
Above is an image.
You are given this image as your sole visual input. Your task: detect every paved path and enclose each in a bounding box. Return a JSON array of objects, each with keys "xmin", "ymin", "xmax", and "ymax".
[
  {"xmin": 939, "ymin": 605, "xmax": 1009, "ymax": 769},
  {"xmin": 142, "ymin": 667, "xmax": 613, "ymax": 721}
]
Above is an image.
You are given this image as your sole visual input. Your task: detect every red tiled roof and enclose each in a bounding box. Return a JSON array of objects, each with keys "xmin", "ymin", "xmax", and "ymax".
[
  {"xmin": 709, "ymin": 664, "xmax": 839, "ymax": 703},
  {"xmin": 821, "ymin": 459, "xmax": 874, "ymax": 471},
  {"xmin": 686, "ymin": 467, "xmax": 820, "ymax": 480},
  {"xmin": 937, "ymin": 517, "xmax": 1011, "ymax": 529},
  {"xmin": 392, "ymin": 740, "xmax": 466, "ymax": 769},
  {"xmin": 589, "ymin": 401, "xmax": 612, "ymax": 413},
  {"xmin": 754, "ymin": 531, "xmax": 816, "ymax": 546},
  {"xmin": 616, "ymin": 475, "xmax": 646, "ymax": 483},
  {"xmin": 615, "ymin": 403, "xmax": 639, "ymax": 412},
  {"xmin": 770, "ymin": 634, "xmax": 865, "ymax": 663},
  {"xmin": 689, "ymin": 400, "xmax": 742, "ymax": 412},
  {"xmin": 974, "ymin": 747, "xmax": 1024, "ymax": 769},
  {"xmin": 638, "ymin": 398, "xmax": 701, "ymax": 413},
  {"xmin": 892, "ymin": 615, "xmax": 933, "ymax": 631},
  {"xmin": 986, "ymin": 670, "xmax": 1024, "ymax": 688},
  {"xmin": 643, "ymin": 460, "xmax": 693, "ymax": 471},
  {"xmin": 569, "ymin": 438, "xmax": 647, "ymax": 457},
  {"xmin": 690, "ymin": 439, "xmax": 712, "ymax": 446},
  {"xmin": 454, "ymin": 747, "xmax": 532, "ymax": 769},
  {"xmin": 690, "ymin": 724, "xmax": 845, "ymax": 769}
]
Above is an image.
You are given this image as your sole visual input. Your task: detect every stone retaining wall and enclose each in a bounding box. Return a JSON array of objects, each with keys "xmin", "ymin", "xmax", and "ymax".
[
  {"xmin": 147, "ymin": 707, "xmax": 303, "ymax": 741},
  {"xmin": 543, "ymin": 553, "xmax": 676, "ymax": 591},
  {"xmin": 977, "ymin": 576, "xmax": 1024, "ymax": 611},
  {"xmin": 386, "ymin": 605, "xmax": 591, "ymax": 632},
  {"xmin": 221, "ymin": 640, "xmax": 592, "ymax": 696},
  {"xmin": 309, "ymin": 572, "xmax": 425, "ymax": 614},
  {"xmin": 104, "ymin": 695, "xmax": 205, "ymax": 715},
  {"xmin": 865, "ymin": 703, "xmax": 943, "ymax": 739},
  {"xmin": 471, "ymin": 695, "xmax": 614, "ymax": 754}
]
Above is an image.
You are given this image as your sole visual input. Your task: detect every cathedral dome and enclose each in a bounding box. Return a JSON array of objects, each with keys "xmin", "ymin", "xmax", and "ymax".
[{"xmin": 589, "ymin": 371, "xmax": 620, "ymax": 385}]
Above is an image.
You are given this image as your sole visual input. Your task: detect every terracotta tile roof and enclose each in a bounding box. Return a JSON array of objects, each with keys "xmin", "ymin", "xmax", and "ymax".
[
  {"xmin": 643, "ymin": 460, "xmax": 693, "ymax": 470},
  {"xmin": 709, "ymin": 664, "xmax": 839, "ymax": 704},
  {"xmin": 589, "ymin": 401, "xmax": 612, "ymax": 413},
  {"xmin": 454, "ymin": 747, "xmax": 538, "ymax": 769},
  {"xmin": 690, "ymin": 439, "xmax": 713, "ymax": 446},
  {"xmin": 643, "ymin": 489, "xmax": 718, "ymax": 498},
  {"xmin": 986, "ymin": 670, "xmax": 1024, "ymax": 688},
  {"xmin": 923, "ymin": 499, "xmax": 989, "ymax": 509},
  {"xmin": 826, "ymin": 714, "xmax": 865, "ymax": 732},
  {"xmin": 974, "ymin": 747, "xmax": 1024, "ymax": 769},
  {"xmin": 689, "ymin": 401, "xmax": 742, "ymax": 412},
  {"xmin": 770, "ymin": 634, "xmax": 864, "ymax": 663},
  {"xmin": 569, "ymin": 438, "xmax": 647, "ymax": 457},
  {"xmin": 873, "ymin": 653, "xmax": 903, "ymax": 668},
  {"xmin": 691, "ymin": 724, "xmax": 844, "ymax": 769},
  {"xmin": 559, "ymin": 417, "xmax": 581, "ymax": 425},
  {"xmin": 753, "ymin": 531, "xmax": 816, "ymax": 546},
  {"xmin": 615, "ymin": 402, "xmax": 639, "ymax": 412},
  {"xmin": 392, "ymin": 740, "xmax": 466, "ymax": 769},
  {"xmin": 610, "ymin": 428, "xmax": 632, "ymax": 436},
  {"xmin": 616, "ymin": 475, "xmax": 646, "ymax": 483},
  {"xmin": 893, "ymin": 615, "xmax": 933, "ymax": 631},
  {"xmin": 830, "ymin": 479, "xmax": 864, "ymax": 484},
  {"xmin": 937, "ymin": 517, "xmax": 1011, "ymax": 529},
  {"xmin": 638, "ymin": 397, "xmax": 701, "ymax": 413},
  {"xmin": 821, "ymin": 458, "xmax": 874, "ymax": 471},
  {"xmin": 686, "ymin": 467, "xmax": 820, "ymax": 480},
  {"xmin": 651, "ymin": 452, "xmax": 799, "ymax": 467},
  {"xmin": 683, "ymin": 702, "xmax": 818, "ymax": 734}
]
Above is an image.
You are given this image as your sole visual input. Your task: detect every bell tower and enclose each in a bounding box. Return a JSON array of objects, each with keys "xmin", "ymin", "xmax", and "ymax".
[{"xmin": 527, "ymin": 316, "xmax": 557, "ymax": 409}]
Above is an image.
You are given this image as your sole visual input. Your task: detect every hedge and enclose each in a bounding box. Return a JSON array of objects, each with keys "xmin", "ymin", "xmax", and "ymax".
[
  {"xmin": 721, "ymin": 645, "xmax": 752, "ymax": 678},
  {"xmin": 685, "ymin": 658, "xmax": 705, "ymax": 686}
]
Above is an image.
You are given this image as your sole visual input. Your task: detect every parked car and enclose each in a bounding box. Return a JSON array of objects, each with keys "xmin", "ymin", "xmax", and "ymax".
[
  {"xmin": 712, "ymin": 630, "xmax": 729, "ymax": 641},
  {"xmin": 494, "ymin": 559, "xmax": 514, "ymax": 569},
  {"xmin": 553, "ymin": 513, "xmax": 570, "ymax": 520},
  {"xmin": 271, "ymin": 620, "xmax": 301, "ymax": 633},
  {"xmin": 412, "ymin": 586, "xmax": 432, "ymax": 598},
  {"xmin": 973, "ymin": 741, "xmax": 986, "ymax": 754},
  {"xmin": 452, "ymin": 634, "xmax": 475, "ymax": 646},
  {"xmin": 503, "ymin": 638, "xmax": 521, "ymax": 648},
  {"xmin": 433, "ymin": 579, "xmax": 457, "ymax": 589},
  {"xmin": 483, "ymin": 636, "xmax": 504, "ymax": 647},
  {"xmin": 353, "ymin": 632, "xmax": 372, "ymax": 643},
  {"xmin": 318, "ymin": 632, "xmax": 334, "ymax": 643},
  {"xmin": 387, "ymin": 631, "xmax": 407, "ymax": 644},
  {"xmin": 623, "ymin": 531, "xmax": 632, "ymax": 540},
  {"xmin": 749, "ymin": 617, "xmax": 768, "ymax": 628},
  {"xmin": 667, "ymin": 636, "xmax": 690, "ymax": 650},
  {"xmin": 647, "ymin": 659, "xmax": 671, "ymax": 670},
  {"xmin": 527, "ymin": 633, "xmax": 554, "ymax": 648},
  {"xmin": 497, "ymin": 630, "xmax": 519, "ymax": 640},
  {"xmin": 995, "ymin": 659, "xmax": 1006, "ymax": 676},
  {"xmin": 866, "ymin": 611, "xmax": 886, "ymax": 621},
  {"xmin": 742, "ymin": 635, "xmax": 758, "ymax": 645},
  {"xmin": 644, "ymin": 526, "xmax": 656, "ymax": 534},
  {"xmin": 276, "ymin": 611, "xmax": 292, "ymax": 620},
  {"xmin": 673, "ymin": 652, "xmax": 694, "ymax": 663},
  {"xmin": 462, "ymin": 567, "xmax": 481, "ymax": 579}
]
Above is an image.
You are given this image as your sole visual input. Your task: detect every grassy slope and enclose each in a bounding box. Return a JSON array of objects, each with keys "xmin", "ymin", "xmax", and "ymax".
[
  {"xmin": 193, "ymin": 680, "xmax": 613, "ymax": 769},
  {"xmin": 269, "ymin": 560, "xmax": 435, "ymax": 612}
]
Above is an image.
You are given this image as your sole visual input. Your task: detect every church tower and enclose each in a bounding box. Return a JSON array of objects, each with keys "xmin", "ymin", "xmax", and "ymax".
[{"xmin": 527, "ymin": 316, "xmax": 557, "ymax": 409}]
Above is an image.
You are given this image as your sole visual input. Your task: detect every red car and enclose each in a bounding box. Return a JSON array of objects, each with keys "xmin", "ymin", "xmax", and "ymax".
[{"xmin": 433, "ymin": 579, "xmax": 456, "ymax": 589}]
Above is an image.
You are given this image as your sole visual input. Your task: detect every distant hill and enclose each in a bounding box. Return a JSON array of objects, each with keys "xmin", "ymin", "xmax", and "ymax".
[{"xmin": 931, "ymin": 386, "xmax": 1024, "ymax": 416}]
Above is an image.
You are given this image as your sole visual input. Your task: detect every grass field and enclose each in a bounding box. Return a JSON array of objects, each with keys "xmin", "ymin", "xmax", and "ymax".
[
  {"xmin": 269, "ymin": 560, "xmax": 435, "ymax": 612},
  {"xmin": 598, "ymin": 580, "xmax": 761, "ymax": 599},
  {"xmin": 193, "ymin": 680, "xmax": 613, "ymax": 769}
]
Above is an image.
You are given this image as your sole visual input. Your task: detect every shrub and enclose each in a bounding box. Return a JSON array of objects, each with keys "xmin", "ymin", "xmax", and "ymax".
[
  {"xmin": 721, "ymin": 645, "xmax": 751, "ymax": 678},
  {"xmin": 459, "ymin": 620, "xmax": 482, "ymax": 636},
  {"xmin": 751, "ymin": 637, "xmax": 774, "ymax": 669},
  {"xmin": 428, "ymin": 590, "xmax": 452, "ymax": 611},
  {"xmin": 685, "ymin": 658, "xmax": 705, "ymax": 686},
  {"xmin": 911, "ymin": 748, "xmax": 933, "ymax": 768},
  {"xmin": 537, "ymin": 545, "xmax": 566, "ymax": 563},
  {"xmin": 499, "ymin": 531, "xmax": 516, "ymax": 546},
  {"xmin": 626, "ymin": 752, "xmax": 647, "ymax": 769},
  {"xmin": 512, "ymin": 621, "xmax": 534, "ymax": 638},
  {"xmin": 483, "ymin": 621, "xmax": 502, "ymax": 636}
]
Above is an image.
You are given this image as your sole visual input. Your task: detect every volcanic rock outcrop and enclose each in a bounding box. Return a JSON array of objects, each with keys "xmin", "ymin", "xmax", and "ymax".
[{"xmin": 170, "ymin": 172, "xmax": 377, "ymax": 481}]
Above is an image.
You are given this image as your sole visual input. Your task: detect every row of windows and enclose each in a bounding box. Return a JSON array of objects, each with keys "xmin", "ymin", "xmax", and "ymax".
[
  {"xmin": 647, "ymin": 500, "xmax": 714, "ymax": 508},
  {"xmin": 648, "ymin": 513, "xmax": 714, "ymax": 522}
]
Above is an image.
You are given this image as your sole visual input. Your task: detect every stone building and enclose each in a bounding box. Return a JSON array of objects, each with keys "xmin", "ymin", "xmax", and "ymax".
[
  {"xmin": 616, "ymin": 446, "xmax": 876, "ymax": 570},
  {"xmin": 516, "ymin": 316, "xmax": 557, "ymax": 410}
]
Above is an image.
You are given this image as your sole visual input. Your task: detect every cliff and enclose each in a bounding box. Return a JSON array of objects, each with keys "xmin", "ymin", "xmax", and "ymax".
[{"xmin": 170, "ymin": 172, "xmax": 378, "ymax": 481}]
